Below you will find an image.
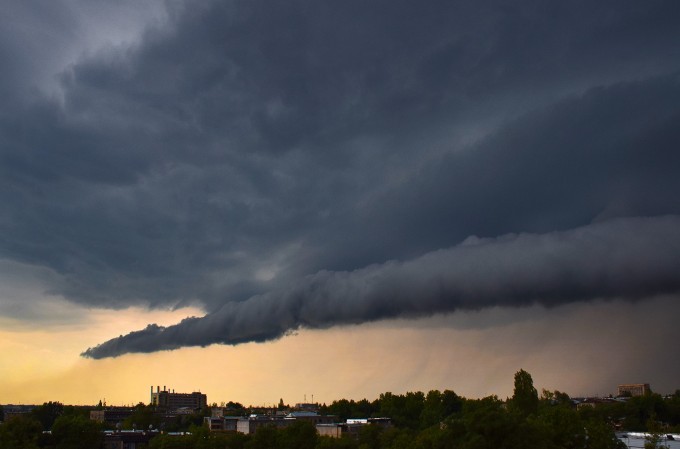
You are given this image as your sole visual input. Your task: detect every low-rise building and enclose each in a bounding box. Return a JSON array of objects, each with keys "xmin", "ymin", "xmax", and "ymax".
[
  {"xmin": 285, "ymin": 411, "xmax": 336, "ymax": 425},
  {"xmin": 90, "ymin": 409, "xmax": 134, "ymax": 426},
  {"xmin": 294, "ymin": 403, "xmax": 320, "ymax": 413},
  {"xmin": 103, "ymin": 430, "xmax": 159, "ymax": 449},
  {"xmin": 204, "ymin": 416, "xmax": 240, "ymax": 432},
  {"xmin": 2, "ymin": 405, "xmax": 36, "ymax": 421},
  {"xmin": 236, "ymin": 415, "xmax": 293, "ymax": 434},
  {"xmin": 316, "ymin": 418, "xmax": 392, "ymax": 439},
  {"xmin": 226, "ymin": 411, "xmax": 338, "ymax": 434},
  {"xmin": 316, "ymin": 423, "xmax": 364, "ymax": 439}
]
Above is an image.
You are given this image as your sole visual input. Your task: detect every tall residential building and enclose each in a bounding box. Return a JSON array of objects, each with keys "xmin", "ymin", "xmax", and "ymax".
[{"xmin": 150, "ymin": 386, "xmax": 207, "ymax": 410}]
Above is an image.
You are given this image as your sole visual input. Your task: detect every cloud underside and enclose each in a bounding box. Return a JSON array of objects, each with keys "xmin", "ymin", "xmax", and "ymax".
[
  {"xmin": 2, "ymin": 1, "xmax": 680, "ymax": 313},
  {"xmin": 1, "ymin": 2, "xmax": 679, "ymax": 360},
  {"xmin": 82, "ymin": 215, "xmax": 680, "ymax": 358}
]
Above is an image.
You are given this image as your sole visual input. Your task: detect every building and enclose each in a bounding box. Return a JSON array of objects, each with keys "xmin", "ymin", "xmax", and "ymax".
[
  {"xmin": 230, "ymin": 411, "xmax": 339, "ymax": 434},
  {"xmin": 294, "ymin": 402, "xmax": 320, "ymax": 412},
  {"xmin": 316, "ymin": 423, "xmax": 364, "ymax": 439},
  {"xmin": 236, "ymin": 415, "xmax": 293, "ymax": 434},
  {"xmin": 1, "ymin": 405, "xmax": 36, "ymax": 421},
  {"xmin": 90, "ymin": 408, "xmax": 134, "ymax": 426},
  {"xmin": 346, "ymin": 418, "xmax": 392, "ymax": 427},
  {"xmin": 618, "ymin": 384, "xmax": 651, "ymax": 397},
  {"xmin": 204, "ymin": 416, "xmax": 240, "ymax": 432},
  {"xmin": 316, "ymin": 418, "xmax": 392, "ymax": 439},
  {"xmin": 103, "ymin": 430, "xmax": 159, "ymax": 449},
  {"xmin": 149, "ymin": 386, "xmax": 207, "ymax": 411},
  {"xmin": 285, "ymin": 411, "xmax": 337, "ymax": 425}
]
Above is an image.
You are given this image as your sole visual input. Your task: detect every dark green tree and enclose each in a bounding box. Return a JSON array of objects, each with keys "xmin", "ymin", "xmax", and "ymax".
[
  {"xmin": 379, "ymin": 427, "xmax": 416, "ymax": 449},
  {"xmin": 378, "ymin": 392, "xmax": 424, "ymax": 429},
  {"xmin": 461, "ymin": 396, "xmax": 521, "ymax": 449},
  {"xmin": 147, "ymin": 433, "xmax": 194, "ymax": 449},
  {"xmin": 50, "ymin": 414, "xmax": 103, "ymax": 449},
  {"xmin": 0, "ymin": 414, "xmax": 43, "ymax": 449},
  {"xmin": 621, "ymin": 394, "xmax": 667, "ymax": 430},
  {"xmin": 122, "ymin": 403, "xmax": 161, "ymax": 430},
  {"xmin": 534, "ymin": 404, "xmax": 586, "ymax": 448},
  {"xmin": 317, "ymin": 436, "xmax": 359, "ymax": 449},
  {"xmin": 584, "ymin": 419, "xmax": 627, "ymax": 449},
  {"xmin": 419, "ymin": 389, "xmax": 464, "ymax": 429},
  {"xmin": 358, "ymin": 423, "xmax": 384, "ymax": 449},
  {"xmin": 540, "ymin": 389, "xmax": 572, "ymax": 407},
  {"xmin": 441, "ymin": 390, "xmax": 464, "ymax": 417},
  {"xmin": 31, "ymin": 401, "xmax": 64, "ymax": 430},
  {"xmin": 420, "ymin": 390, "xmax": 445, "ymax": 429},
  {"xmin": 326, "ymin": 399, "xmax": 354, "ymax": 422},
  {"xmin": 245, "ymin": 425, "xmax": 278, "ymax": 449},
  {"xmin": 510, "ymin": 369, "xmax": 539, "ymax": 417},
  {"xmin": 279, "ymin": 420, "xmax": 317, "ymax": 449},
  {"xmin": 356, "ymin": 399, "xmax": 377, "ymax": 419}
]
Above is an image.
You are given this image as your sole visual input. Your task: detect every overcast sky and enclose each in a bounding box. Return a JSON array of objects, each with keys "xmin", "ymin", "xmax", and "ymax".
[{"xmin": 1, "ymin": 0, "xmax": 680, "ymax": 404}]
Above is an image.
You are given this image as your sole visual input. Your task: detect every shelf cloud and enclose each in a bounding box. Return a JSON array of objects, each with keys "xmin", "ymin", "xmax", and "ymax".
[{"xmin": 82, "ymin": 215, "xmax": 680, "ymax": 358}]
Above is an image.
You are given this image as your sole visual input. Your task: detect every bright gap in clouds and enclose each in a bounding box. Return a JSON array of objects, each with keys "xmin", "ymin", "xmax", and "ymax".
[{"xmin": 0, "ymin": 301, "xmax": 204, "ymax": 386}]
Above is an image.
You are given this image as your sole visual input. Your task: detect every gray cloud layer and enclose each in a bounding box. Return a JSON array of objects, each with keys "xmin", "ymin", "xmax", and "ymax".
[
  {"xmin": 1, "ymin": 1, "xmax": 679, "ymax": 355},
  {"xmin": 82, "ymin": 215, "xmax": 680, "ymax": 358}
]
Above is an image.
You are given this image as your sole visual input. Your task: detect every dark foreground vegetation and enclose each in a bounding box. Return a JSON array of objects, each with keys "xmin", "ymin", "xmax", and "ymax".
[{"xmin": 2, "ymin": 370, "xmax": 680, "ymax": 449}]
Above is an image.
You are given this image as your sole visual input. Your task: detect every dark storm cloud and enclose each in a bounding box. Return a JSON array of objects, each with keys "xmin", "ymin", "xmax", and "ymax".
[
  {"xmin": 1, "ymin": 0, "xmax": 679, "ymax": 326},
  {"xmin": 82, "ymin": 215, "xmax": 680, "ymax": 358},
  {"xmin": 356, "ymin": 75, "xmax": 680, "ymax": 259}
]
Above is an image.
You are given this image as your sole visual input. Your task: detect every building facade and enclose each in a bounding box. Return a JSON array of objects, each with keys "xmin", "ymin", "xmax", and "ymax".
[
  {"xmin": 205, "ymin": 416, "xmax": 240, "ymax": 432},
  {"xmin": 617, "ymin": 384, "xmax": 651, "ymax": 397},
  {"xmin": 317, "ymin": 418, "xmax": 392, "ymax": 439},
  {"xmin": 150, "ymin": 386, "xmax": 207, "ymax": 410},
  {"xmin": 90, "ymin": 409, "xmax": 134, "ymax": 426},
  {"xmin": 103, "ymin": 430, "xmax": 158, "ymax": 449},
  {"xmin": 316, "ymin": 423, "xmax": 364, "ymax": 439},
  {"xmin": 236, "ymin": 415, "xmax": 293, "ymax": 434}
]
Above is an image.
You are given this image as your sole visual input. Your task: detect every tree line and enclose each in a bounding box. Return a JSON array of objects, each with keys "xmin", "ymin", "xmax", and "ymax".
[{"xmin": 3, "ymin": 370, "xmax": 680, "ymax": 449}]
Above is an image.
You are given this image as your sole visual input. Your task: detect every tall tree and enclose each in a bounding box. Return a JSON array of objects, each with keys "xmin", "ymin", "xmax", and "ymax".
[
  {"xmin": 510, "ymin": 369, "xmax": 538, "ymax": 417},
  {"xmin": 31, "ymin": 401, "xmax": 64, "ymax": 430}
]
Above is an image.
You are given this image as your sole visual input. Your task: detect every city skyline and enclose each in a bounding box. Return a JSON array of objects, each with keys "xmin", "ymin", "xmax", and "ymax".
[
  {"xmin": 1, "ymin": 1, "xmax": 680, "ymax": 406},
  {"xmin": 1, "ymin": 381, "xmax": 666, "ymax": 410}
]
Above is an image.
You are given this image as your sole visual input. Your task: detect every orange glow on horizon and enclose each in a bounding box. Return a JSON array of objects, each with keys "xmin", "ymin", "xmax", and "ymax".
[{"xmin": 1, "ymin": 296, "xmax": 678, "ymax": 406}]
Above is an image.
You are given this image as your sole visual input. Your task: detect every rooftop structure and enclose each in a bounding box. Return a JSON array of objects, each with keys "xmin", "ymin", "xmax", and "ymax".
[{"xmin": 294, "ymin": 402, "xmax": 319, "ymax": 412}]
